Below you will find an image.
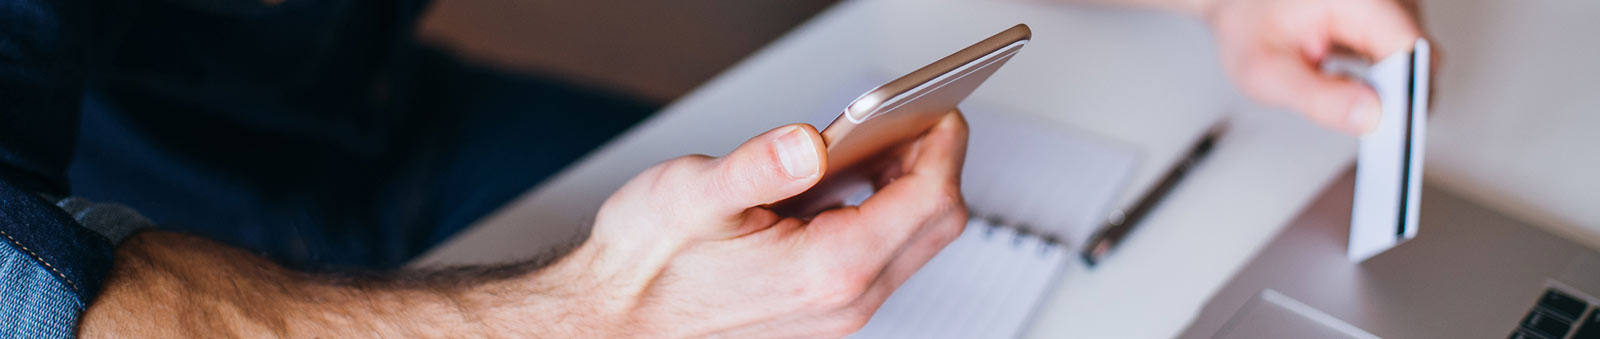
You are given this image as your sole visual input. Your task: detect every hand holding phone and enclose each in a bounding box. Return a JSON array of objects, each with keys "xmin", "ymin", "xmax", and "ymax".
[{"xmin": 771, "ymin": 24, "xmax": 1031, "ymax": 217}]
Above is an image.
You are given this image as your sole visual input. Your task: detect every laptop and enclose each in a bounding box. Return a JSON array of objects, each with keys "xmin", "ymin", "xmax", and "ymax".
[{"xmin": 1179, "ymin": 170, "xmax": 1600, "ymax": 339}]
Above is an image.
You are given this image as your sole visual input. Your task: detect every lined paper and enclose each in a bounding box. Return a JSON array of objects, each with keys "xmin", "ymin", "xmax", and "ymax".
[
  {"xmin": 849, "ymin": 218, "xmax": 1070, "ymax": 338},
  {"xmin": 815, "ymin": 75, "xmax": 1140, "ymax": 338}
]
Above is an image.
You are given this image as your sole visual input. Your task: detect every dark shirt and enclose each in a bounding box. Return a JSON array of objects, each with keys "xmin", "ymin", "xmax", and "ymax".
[
  {"xmin": 5, "ymin": 0, "xmax": 429, "ymax": 193},
  {"xmin": 4, "ymin": 0, "xmax": 438, "ymax": 266},
  {"xmin": 66, "ymin": 0, "xmax": 436, "ymax": 268},
  {"xmin": 2, "ymin": 0, "xmax": 653, "ymax": 333}
]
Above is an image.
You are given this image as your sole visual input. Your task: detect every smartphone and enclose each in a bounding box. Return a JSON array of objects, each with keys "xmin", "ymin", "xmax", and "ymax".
[{"xmin": 771, "ymin": 24, "xmax": 1031, "ymax": 217}]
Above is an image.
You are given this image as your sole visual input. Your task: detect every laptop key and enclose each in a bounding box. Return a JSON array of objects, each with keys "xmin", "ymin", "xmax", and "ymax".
[
  {"xmin": 1540, "ymin": 289, "xmax": 1590, "ymax": 320},
  {"xmin": 1510, "ymin": 328, "xmax": 1550, "ymax": 339},
  {"xmin": 1573, "ymin": 309, "xmax": 1600, "ymax": 339},
  {"xmin": 1524, "ymin": 310, "xmax": 1574, "ymax": 339}
]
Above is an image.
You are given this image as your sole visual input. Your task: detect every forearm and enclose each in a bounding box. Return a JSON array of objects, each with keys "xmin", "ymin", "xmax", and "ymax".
[{"xmin": 77, "ymin": 231, "xmax": 607, "ymax": 337}]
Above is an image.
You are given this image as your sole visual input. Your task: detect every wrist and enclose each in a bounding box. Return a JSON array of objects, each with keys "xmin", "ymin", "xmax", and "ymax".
[
  {"xmin": 485, "ymin": 243, "xmax": 644, "ymax": 337},
  {"xmin": 279, "ymin": 244, "xmax": 635, "ymax": 336}
]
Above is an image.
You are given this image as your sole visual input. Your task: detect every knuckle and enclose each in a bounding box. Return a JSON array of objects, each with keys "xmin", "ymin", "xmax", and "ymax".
[
  {"xmin": 663, "ymin": 155, "xmax": 711, "ymax": 178},
  {"xmin": 827, "ymin": 309, "xmax": 874, "ymax": 337},
  {"xmin": 802, "ymin": 282, "xmax": 861, "ymax": 310},
  {"xmin": 923, "ymin": 184, "xmax": 965, "ymax": 217},
  {"xmin": 801, "ymin": 267, "xmax": 870, "ymax": 309},
  {"xmin": 633, "ymin": 155, "xmax": 716, "ymax": 216},
  {"xmin": 650, "ymin": 156, "xmax": 711, "ymax": 188},
  {"xmin": 712, "ymin": 157, "xmax": 759, "ymax": 194},
  {"xmin": 930, "ymin": 216, "xmax": 967, "ymax": 247},
  {"xmin": 945, "ymin": 191, "xmax": 970, "ymax": 221},
  {"xmin": 919, "ymin": 186, "xmax": 969, "ymax": 247}
]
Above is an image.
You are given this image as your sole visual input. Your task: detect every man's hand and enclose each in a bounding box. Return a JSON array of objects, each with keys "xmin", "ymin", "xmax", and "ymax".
[
  {"xmin": 550, "ymin": 112, "xmax": 971, "ymax": 337},
  {"xmin": 1074, "ymin": 0, "xmax": 1428, "ymax": 133},
  {"xmin": 80, "ymin": 112, "xmax": 970, "ymax": 338},
  {"xmin": 1200, "ymin": 0, "xmax": 1424, "ymax": 134}
]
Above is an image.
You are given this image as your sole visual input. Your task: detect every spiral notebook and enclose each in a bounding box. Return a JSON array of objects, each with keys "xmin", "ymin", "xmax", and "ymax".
[
  {"xmin": 810, "ymin": 76, "xmax": 1140, "ymax": 338},
  {"xmin": 848, "ymin": 217, "xmax": 1073, "ymax": 338}
]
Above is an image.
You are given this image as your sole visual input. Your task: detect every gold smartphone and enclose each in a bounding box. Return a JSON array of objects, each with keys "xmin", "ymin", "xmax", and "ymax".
[{"xmin": 772, "ymin": 24, "xmax": 1031, "ymax": 217}]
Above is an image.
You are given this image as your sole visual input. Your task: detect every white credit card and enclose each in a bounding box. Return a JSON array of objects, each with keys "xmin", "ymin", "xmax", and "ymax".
[{"xmin": 1338, "ymin": 39, "xmax": 1431, "ymax": 262}]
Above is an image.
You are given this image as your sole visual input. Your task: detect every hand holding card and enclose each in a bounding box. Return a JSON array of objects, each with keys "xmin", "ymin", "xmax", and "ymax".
[{"xmin": 1339, "ymin": 39, "xmax": 1432, "ymax": 262}]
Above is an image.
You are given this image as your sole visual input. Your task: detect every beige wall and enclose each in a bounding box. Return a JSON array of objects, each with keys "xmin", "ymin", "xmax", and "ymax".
[{"xmin": 418, "ymin": 0, "xmax": 839, "ymax": 103}]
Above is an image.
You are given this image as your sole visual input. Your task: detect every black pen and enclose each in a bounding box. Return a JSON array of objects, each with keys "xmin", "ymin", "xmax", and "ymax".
[{"xmin": 1079, "ymin": 124, "xmax": 1225, "ymax": 268}]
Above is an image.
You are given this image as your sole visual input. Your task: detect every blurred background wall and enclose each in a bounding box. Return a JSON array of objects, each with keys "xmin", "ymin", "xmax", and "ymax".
[{"xmin": 417, "ymin": 0, "xmax": 841, "ymax": 104}]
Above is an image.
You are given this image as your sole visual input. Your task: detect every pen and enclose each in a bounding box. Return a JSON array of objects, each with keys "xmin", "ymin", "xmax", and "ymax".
[{"xmin": 1079, "ymin": 124, "xmax": 1225, "ymax": 267}]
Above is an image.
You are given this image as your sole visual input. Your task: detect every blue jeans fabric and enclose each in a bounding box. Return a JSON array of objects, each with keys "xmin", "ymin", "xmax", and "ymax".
[
  {"xmin": 1, "ymin": 180, "xmax": 114, "ymax": 338},
  {"xmin": 0, "ymin": 241, "xmax": 83, "ymax": 339}
]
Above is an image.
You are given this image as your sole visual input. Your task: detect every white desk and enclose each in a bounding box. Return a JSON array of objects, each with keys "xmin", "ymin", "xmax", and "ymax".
[{"xmin": 411, "ymin": 0, "xmax": 1355, "ymax": 337}]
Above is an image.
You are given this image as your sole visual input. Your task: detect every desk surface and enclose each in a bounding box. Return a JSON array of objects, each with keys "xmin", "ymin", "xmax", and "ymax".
[{"xmin": 412, "ymin": 0, "xmax": 1356, "ymax": 337}]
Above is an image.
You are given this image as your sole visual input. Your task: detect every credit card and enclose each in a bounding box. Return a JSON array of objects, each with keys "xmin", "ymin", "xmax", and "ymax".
[{"xmin": 1339, "ymin": 39, "xmax": 1432, "ymax": 262}]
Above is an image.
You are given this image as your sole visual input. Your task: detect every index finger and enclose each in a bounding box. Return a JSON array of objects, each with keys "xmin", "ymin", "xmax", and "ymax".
[
  {"xmin": 856, "ymin": 110, "xmax": 971, "ymax": 241},
  {"xmin": 896, "ymin": 110, "xmax": 969, "ymax": 187},
  {"xmin": 795, "ymin": 111, "xmax": 970, "ymax": 292}
]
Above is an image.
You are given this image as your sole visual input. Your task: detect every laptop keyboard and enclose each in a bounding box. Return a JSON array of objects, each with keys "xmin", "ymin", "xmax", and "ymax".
[{"xmin": 1512, "ymin": 289, "xmax": 1600, "ymax": 339}]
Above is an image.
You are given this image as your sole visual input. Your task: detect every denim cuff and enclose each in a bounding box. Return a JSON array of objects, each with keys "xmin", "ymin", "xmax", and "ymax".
[
  {"xmin": 54, "ymin": 197, "xmax": 152, "ymax": 244},
  {"xmin": 1, "ymin": 180, "xmax": 116, "ymax": 337}
]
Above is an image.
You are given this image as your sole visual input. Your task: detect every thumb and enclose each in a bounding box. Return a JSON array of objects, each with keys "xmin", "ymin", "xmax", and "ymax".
[
  {"xmin": 701, "ymin": 124, "xmax": 826, "ymax": 217},
  {"xmin": 1246, "ymin": 53, "xmax": 1382, "ymax": 135}
]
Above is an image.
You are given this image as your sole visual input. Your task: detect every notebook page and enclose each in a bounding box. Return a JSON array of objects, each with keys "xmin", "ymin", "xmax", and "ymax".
[
  {"xmin": 958, "ymin": 100, "xmax": 1140, "ymax": 247},
  {"xmin": 849, "ymin": 218, "xmax": 1071, "ymax": 338},
  {"xmin": 809, "ymin": 74, "xmax": 1140, "ymax": 337},
  {"xmin": 807, "ymin": 76, "xmax": 1141, "ymax": 247}
]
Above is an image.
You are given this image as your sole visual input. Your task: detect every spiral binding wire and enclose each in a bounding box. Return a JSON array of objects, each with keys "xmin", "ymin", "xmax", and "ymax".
[{"xmin": 970, "ymin": 207, "xmax": 1063, "ymax": 258}]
